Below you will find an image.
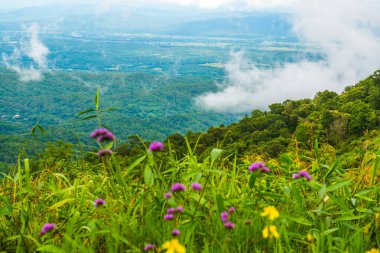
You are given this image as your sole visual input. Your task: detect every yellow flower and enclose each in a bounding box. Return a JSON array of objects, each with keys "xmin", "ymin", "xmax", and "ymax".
[
  {"xmin": 162, "ymin": 239, "xmax": 186, "ymax": 253},
  {"xmin": 262, "ymin": 225, "xmax": 280, "ymax": 239},
  {"xmin": 306, "ymin": 233, "xmax": 313, "ymax": 242},
  {"xmin": 366, "ymin": 249, "xmax": 380, "ymax": 253},
  {"xmin": 260, "ymin": 206, "xmax": 279, "ymax": 220}
]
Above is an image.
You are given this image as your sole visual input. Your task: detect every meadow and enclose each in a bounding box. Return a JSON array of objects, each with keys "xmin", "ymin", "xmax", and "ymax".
[{"xmin": 1, "ymin": 101, "xmax": 379, "ymax": 252}]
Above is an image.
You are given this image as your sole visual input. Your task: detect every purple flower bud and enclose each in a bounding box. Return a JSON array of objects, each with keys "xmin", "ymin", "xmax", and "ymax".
[
  {"xmin": 38, "ymin": 223, "xmax": 56, "ymax": 236},
  {"xmin": 171, "ymin": 229, "xmax": 181, "ymax": 236},
  {"xmin": 249, "ymin": 162, "xmax": 265, "ymax": 172},
  {"xmin": 164, "ymin": 192, "xmax": 172, "ymax": 199},
  {"xmin": 97, "ymin": 132, "xmax": 115, "ymax": 142},
  {"xmin": 176, "ymin": 206, "xmax": 184, "ymax": 213},
  {"xmin": 220, "ymin": 211, "xmax": 228, "ymax": 223},
  {"xmin": 224, "ymin": 221, "xmax": 236, "ymax": 229},
  {"xmin": 97, "ymin": 149, "xmax": 113, "ymax": 157},
  {"xmin": 244, "ymin": 219, "xmax": 251, "ymax": 225},
  {"xmin": 228, "ymin": 207, "xmax": 235, "ymax": 214},
  {"xmin": 149, "ymin": 141, "xmax": 164, "ymax": 151},
  {"xmin": 191, "ymin": 183, "xmax": 202, "ymax": 191},
  {"xmin": 292, "ymin": 170, "xmax": 312, "ymax": 181},
  {"xmin": 90, "ymin": 128, "xmax": 108, "ymax": 138},
  {"xmin": 94, "ymin": 198, "xmax": 106, "ymax": 207},
  {"xmin": 144, "ymin": 244, "xmax": 154, "ymax": 251},
  {"xmin": 167, "ymin": 208, "xmax": 176, "ymax": 214},
  {"xmin": 171, "ymin": 183, "xmax": 186, "ymax": 192},
  {"xmin": 164, "ymin": 214, "xmax": 174, "ymax": 220}
]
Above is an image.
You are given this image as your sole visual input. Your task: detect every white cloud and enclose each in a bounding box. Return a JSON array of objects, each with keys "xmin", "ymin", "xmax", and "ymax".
[
  {"xmin": 2, "ymin": 23, "xmax": 50, "ymax": 82},
  {"xmin": 196, "ymin": 0, "xmax": 380, "ymax": 112}
]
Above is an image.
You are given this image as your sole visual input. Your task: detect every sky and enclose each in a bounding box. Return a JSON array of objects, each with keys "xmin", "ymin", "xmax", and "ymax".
[{"xmin": 0, "ymin": 0, "xmax": 292, "ymax": 10}]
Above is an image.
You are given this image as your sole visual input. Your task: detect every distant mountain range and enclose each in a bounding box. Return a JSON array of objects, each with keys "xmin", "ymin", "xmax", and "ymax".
[{"xmin": 0, "ymin": 5, "xmax": 293, "ymax": 37}]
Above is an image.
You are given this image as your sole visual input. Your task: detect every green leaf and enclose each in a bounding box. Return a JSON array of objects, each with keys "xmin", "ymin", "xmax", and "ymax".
[
  {"xmin": 322, "ymin": 228, "xmax": 339, "ymax": 236},
  {"xmin": 335, "ymin": 214, "xmax": 366, "ymax": 221},
  {"xmin": 323, "ymin": 158, "xmax": 340, "ymax": 180},
  {"xmin": 37, "ymin": 245, "xmax": 65, "ymax": 252},
  {"xmin": 287, "ymin": 216, "xmax": 313, "ymax": 226},
  {"xmin": 95, "ymin": 87, "xmax": 100, "ymax": 110},
  {"xmin": 327, "ymin": 180, "xmax": 352, "ymax": 192},
  {"xmin": 249, "ymin": 171, "xmax": 259, "ymax": 189},
  {"xmin": 75, "ymin": 108, "xmax": 95, "ymax": 116},
  {"xmin": 216, "ymin": 194, "xmax": 224, "ymax": 214},
  {"xmin": 48, "ymin": 198, "xmax": 75, "ymax": 210},
  {"xmin": 127, "ymin": 155, "xmax": 146, "ymax": 173},
  {"xmin": 144, "ymin": 166, "xmax": 154, "ymax": 187},
  {"xmin": 211, "ymin": 148, "xmax": 223, "ymax": 163},
  {"xmin": 81, "ymin": 115, "xmax": 97, "ymax": 120}
]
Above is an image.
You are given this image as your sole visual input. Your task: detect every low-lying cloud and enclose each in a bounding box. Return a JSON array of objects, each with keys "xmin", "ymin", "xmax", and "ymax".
[
  {"xmin": 2, "ymin": 23, "xmax": 49, "ymax": 82},
  {"xmin": 196, "ymin": 0, "xmax": 380, "ymax": 112}
]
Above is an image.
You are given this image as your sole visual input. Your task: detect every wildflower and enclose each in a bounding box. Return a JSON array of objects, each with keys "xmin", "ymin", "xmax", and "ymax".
[
  {"xmin": 171, "ymin": 183, "xmax": 186, "ymax": 192},
  {"xmin": 90, "ymin": 128, "xmax": 108, "ymax": 138},
  {"xmin": 306, "ymin": 233, "xmax": 313, "ymax": 242},
  {"xmin": 261, "ymin": 206, "xmax": 279, "ymax": 220},
  {"xmin": 171, "ymin": 229, "xmax": 181, "ymax": 236},
  {"xmin": 292, "ymin": 170, "xmax": 312, "ymax": 181},
  {"xmin": 228, "ymin": 207, "xmax": 235, "ymax": 214},
  {"xmin": 149, "ymin": 141, "xmax": 164, "ymax": 151},
  {"xmin": 38, "ymin": 223, "xmax": 56, "ymax": 236},
  {"xmin": 164, "ymin": 192, "xmax": 172, "ymax": 199},
  {"xmin": 366, "ymin": 249, "xmax": 380, "ymax": 253},
  {"xmin": 97, "ymin": 149, "xmax": 113, "ymax": 157},
  {"xmin": 144, "ymin": 244, "xmax": 155, "ymax": 251},
  {"xmin": 90, "ymin": 128, "xmax": 115, "ymax": 142},
  {"xmin": 191, "ymin": 183, "xmax": 202, "ymax": 191},
  {"xmin": 176, "ymin": 206, "xmax": 184, "ymax": 213},
  {"xmin": 249, "ymin": 162, "xmax": 270, "ymax": 173},
  {"xmin": 162, "ymin": 239, "xmax": 186, "ymax": 253},
  {"xmin": 224, "ymin": 221, "xmax": 236, "ymax": 229},
  {"xmin": 244, "ymin": 219, "xmax": 251, "ymax": 225},
  {"xmin": 220, "ymin": 211, "xmax": 228, "ymax": 223},
  {"xmin": 167, "ymin": 208, "xmax": 176, "ymax": 214},
  {"xmin": 262, "ymin": 225, "xmax": 280, "ymax": 239},
  {"xmin": 97, "ymin": 132, "xmax": 115, "ymax": 142},
  {"xmin": 94, "ymin": 198, "xmax": 106, "ymax": 208},
  {"xmin": 164, "ymin": 214, "xmax": 174, "ymax": 221}
]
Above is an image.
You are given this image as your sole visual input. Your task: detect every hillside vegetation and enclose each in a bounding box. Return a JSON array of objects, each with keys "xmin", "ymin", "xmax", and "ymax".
[{"xmin": 0, "ymin": 71, "xmax": 380, "ymax": 252}]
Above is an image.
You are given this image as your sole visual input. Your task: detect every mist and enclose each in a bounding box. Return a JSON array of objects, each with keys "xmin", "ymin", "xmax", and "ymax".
[
  {"xmin": 2, "ymin": 23, "xmax": 49, "ymax": 82},
  {"xmin": 196, "ymin": 0, "xmax": 380, "ymax": 112}
]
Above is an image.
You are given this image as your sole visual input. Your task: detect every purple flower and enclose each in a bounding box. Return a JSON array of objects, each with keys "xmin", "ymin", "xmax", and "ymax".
[
  {"xmin": 164, "ymin": 214, "xmax": 174, "ymax": 220},
  {"xmin": 171, "ymin": 183, "xmax": 186, "ymax": 192},
  {"xmin": 90, "ymin": 128, "xmax": 108, "ymax": 138},
  {"xmin": 94, "ymin": 198, "xmax": 106, "ymax": 207},
  {"xmin": 97, "ymin": 149, "xmax": 113, "ymax": 157},
  {"xmin": 224, "ymin": 221, "xmax": 236, "ymax": 229},
  {"xmin": 164, "ymin": 192, "xmax": 172, "ymax": 199},
  {"xmin": 220, "ymin": 211, "xmax": 228, "ymax": 223},
  {"xmin": 144, "ymin": 244, "xmax": 154, "ymax": 251},
  {"xmin": 228, "ymin": 207, "xmax": 235, "ymax": 214},
  {"xmin": 171, "ymin": 229, "xmax": 181, "ymax": 236},
  {"xmin": 97, "ymin": 132, "xmax": 115, "ymax": 142},
  {"xmin": 167, "ymin": 208, "xmax": 176, "ymax": 214},
  {"xmin": 149, "ymin": 141, "xmax": 164, "ymax": 151},
  {"xmin": 38, "ymin": 223, "xmax": 56, "ymax": 236},
  {"xmin": 249, "ymin": 162, "xmax": 270, "ymax": 173},
  {"xmin": 176, "ymin": 206, "xmax": 184, "ymax": 213},
  {"xmin": 191, "ymin": 183, "xmax": 202, "ymax": 191},
  {"xmin": 292, "ymin": 170, "xmax": 312, "ymax": 181},
  {"xmin": 90, "ymin": 128, "xmax": 115, "ymax": 142}
]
